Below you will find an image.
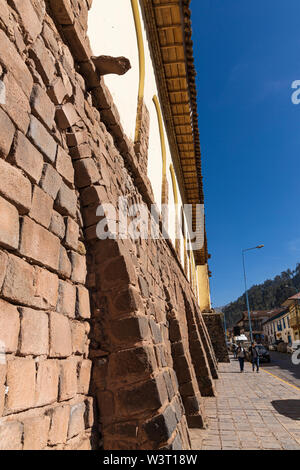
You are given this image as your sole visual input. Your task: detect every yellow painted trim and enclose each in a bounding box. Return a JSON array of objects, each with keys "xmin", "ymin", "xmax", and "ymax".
[
  {"xmin": 261, "ymin": 368, "xmax": 300, "ymax": 392},
  {"xmin": 131, "ymin": 0, "xmax": 146, "ymax": 143},
  {"xmin": 170, "ymin": 164, "xmax": 180, "ymax": 255},
  {"xmin": 153, "ymin": 95, "xmax": 168, "ymax": 205}
]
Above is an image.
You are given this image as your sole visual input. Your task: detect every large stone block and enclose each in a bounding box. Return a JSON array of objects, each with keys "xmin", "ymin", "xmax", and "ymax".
[
  {"xmin": 2, "ymin": 254, "xmax": 35, "ymax": 306},
  {"xmin": 64, "ymin": 216, "xmax": 79, "ymax": 250},
  {"xmin": 49, "ymin": 312, "xmax": 72, "ymax": 358},
  {"xmin": 71, "ymin": 321, "xmax": 86, "ymax": 355},
  {"xmin": 68, "ymin": 402, "xmax": 85, "ymax": 439},
  {"xmin": 6, "ymin": 358, "xmax": 36, "ymax": 412},
  {"xmin": 70, "ymin": 251, "xmax": 87, "ymax": 284},
  {"xmin": 1, "ymin": 73, "xmax": 30, "ymax": 133},
  {"xmin": 59, "ymin": 358, "xmax": 78, "ymax": 401},
  {"xmin": 143, "ymin": 406, "xmax": 178, "ymax": 443},
  {"xmin": 55, "ymin": 182, "xmax": 77, "ymax": 218},
  {"xmin": 35, "ymin": 360, "xmax": 59, "ymax": 407},
  {"xmin": 48, "ymin": 405, "xmax": 70, "ymax": 445},
  {"xmin": 0, "ymin": 29, "xmax": 33, "ymax": 97},
  {"xmin": 0, "ymin": 422, "xmax": 23, "ymax": 450},
  {"xmin": 108, "ymin": 347, "xmax": 156, "ymax": 385},
  {"xmin": 49, "ymin": 0, "xmax": 74, "ymax": 25},
  {"xmin": 76, "ymin": 285, "xmax": 91, "ymax": 319},
  {"xmin": 77, "ymin": 360, "xmax": 92, "ymax": 395},
  {"xmin": 50, "ymin": 210, "xmax": 66, "ymax": 239},
  {"xmin": 58, "ymin": 246, "xmax": 72, "ymax": 278},
  {"xmin": 29, "ymin": 37, "xmax": 56, "ymax": 86},
  {"xmin": 0, "ymin": 195, "xmax": 19, "ymax": 250},
  {"xmin": 29, "ymin": 186, "xmax": 53, "ymax": 228},
  {"xmin": 23, "ymin": 415, "xmax": 50, "ymax": 450},
  {"xmin": 30, "ymin": 84, "xmax": 55, "ymax": 130},
  {"xmin": 0, "ymin": 299, "xmax": 20, "ymax": 353},
  {"xmin": 19, "ymin": 216, "xmax": 60, "ymax": 270},
  {"xmin": 0, "ymin": 108, "xmax": 15, "ymax": 159},
  {"xmin": 110, "ymin": 316, "xmax": 150, "ymax": 346},
  {"xmin": 19, "ymin": 308, "xmax": 49, "ymax": 356},
  {"xmin": 57, "ymin": 280, "xmax": 76, "ymax": 318},
  {"xmin": 56, "ymin": 146, "xmax": 74, "ymax": 186},
  {"xmin": 55, "ymin": 102, "xmax": 80, "ymax": 130},
  {"xmin": 0, "ymin": 159, "xmax": 32, "ymax": 214},
  {"xmin": 101, "ymin": 256, "xmax": 137, "ymax": 291},
  {"xmin": 28, "ymin": 115, "xmax": 57, "ymax": 164},
  {"xmin": 73, "ymin": 158, "xmax": 100, "ymax": 188},
  {"xmin": 10, "ymin": 131, "xmax": 44, "ymax": 184},
  {"xmin": 115, "ymin": 375, "xmax": 168, "ymax": 417},
  {"xmin": 34, "ymin": 267, "xmax": 59, "ymax": 309},
  {"xmin": 9, "ymin": 0, "xmax": 42, "ymax": 43},
  {"xmin": 40, "ymin": 164, "xmax": 62, "ymax": 200}
]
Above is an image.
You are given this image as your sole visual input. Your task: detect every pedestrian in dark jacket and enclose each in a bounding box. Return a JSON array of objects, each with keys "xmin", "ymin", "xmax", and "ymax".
[
  {"xmin": 249, "ymin": 342, "xmax": 260, "ymax": 372},
  {"xmin": 236, "ymin": 344, "xmax": 246, "ymax": 372}
]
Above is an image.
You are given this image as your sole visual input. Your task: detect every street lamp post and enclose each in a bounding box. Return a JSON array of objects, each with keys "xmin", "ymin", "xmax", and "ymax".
[{"xmin": 242, "ymin": 245, "xmax": 264, "ymax": 343}]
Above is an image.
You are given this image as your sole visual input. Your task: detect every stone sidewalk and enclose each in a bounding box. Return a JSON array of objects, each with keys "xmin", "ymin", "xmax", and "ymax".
[{"xmin": 190, "ymin": 357, "xmax": 300, "ymax": 450}]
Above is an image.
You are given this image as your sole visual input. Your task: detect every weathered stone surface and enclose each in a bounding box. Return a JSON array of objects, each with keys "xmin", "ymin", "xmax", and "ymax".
[
  {"xmin": 49, "ymin": 0, "xmax": 74, "ymax": 25},
  {"xmin": 34, "ymin": 267, "xmax": 59, "ymax": 309},
  {"xmin": 92, "ymin": 55, "xmax": 131, "ymax": 76},
  {"xmin": 143, "ymin": 406, "xmax": 178, "ymax": 443},
  {"xmin": 71, "ymin": 321, "xmax": 86, "ymax": 354},
  {"xmin": 29, "ymin": 37, "xmax": 56, "ymax": 86},
  {"xmin": 9, "ymin": 0, "xmax": 42, "ymax": 43},
  {"xmin": 0, "ymin": 299, "xmax": 20, "ymax": 353},
  {"xmin": 58, "ymin": 245, "xmax": 72, "ymax": 278},
  {"xmin": 2, "ymin": 254, "xmax": 35, "ymax": 305},
  {"xmin": 49, "ymin": 312, "xmax": 72, "ymax": 358},
  {"xmin": 48, "ymin": 405, "xmax": 70, "ymax": 445},
  {"xmin": 19, "ymin": 308, "xmax": 49, "ymax": 356},
  {"xmin": 57, "ymin": 280, "xmax": 76, "ymax": 317},
  {"xmin": 1, "ymin": 73, "xmax": 31, "ymax": 133},
  {"xmin": 31, "ymin": 84, "xmax": 55, "ymax": 129},
  {"xmin": 19, "ymin": 216, "xmax": 60, "ymax": 270},
  {"xmin": 35, "ymin": 360, "xmax": 59, "ymax": 407},
  {"xmin": 10, "ymin": 131, "xmax": 44, "ymax": 183},
  {"xmin": 76, "ymin": 286, "xmax": 91, "ymax": 319},
  {"xmin": 0, "ymin": 29, "xmax": 33, "ymax": 97},
  {"xmin": 68, "ymin": 402, "xmax": 85, "ymax": 439},
  {"xmin": 73, "ymin": 158, "xmax": 100, "ymax": 188},
  {"xmin": 56, "ymin": 146, "xmax": 74, "ymax": 185},
  {"xmin": 48, "ymin": 77, "xmax": 69, "ymax": 105},
  {"xmin": 0, "ymin": 422, "xmax": 23, "ymax": 450},
  {"xmin": 0, "ymin": 159, "xmax": 32, "ymax": 214},
  {"xmin": 29, "ymin": 186, "xmax": 53, "ymax": 228},
  {"xmin": 64, "ymin": 216, "xmax": 79, "ymax": 250},
  {"xmin": 6, "ymin": 358, "xmax": 36, "ymax": 412},
  {"xmin": 28, "ymin": 115, "xmax": 57, "ymax": 163},
  {"xmin": 55, "ymin": 182, "xmax": 77, "ymax": 218},
  {"xmin": 50, "ymin": 210, "xmax": 66, "ymax": 239},
  {"xmin": 0, "ymin": 108, "xmax": 15, "ymax": 159},
  {"xmin": 0, "ymin": 251, "xmax": 8, "ymax": 290},
  {"xmin": 63, "ymin": 22, "xmax": 92, "ymax": 62},
  {"xmin": 0, "ymin": 195, "xmax": 19, "ymax": 250},
  {"xmin": 56, "ymin": 103, "xmax": 80, "ymax": 130},
  {"xmin": 23, "ymin": 415, "xmax": 50, "ymax": 450},
  {"xmin": 59, "ymin": 358, "xmax": 78, "ymax": 401},
  {"xmin": 78, "ymin": 360, "xmax": 92, "ymax": 395},
  {"xmin": 40, "ymin": 164, "xmax": 62, "ymax": 200},
  {"xmin": 70, "ymin": 251, "xmax": 87, "ymax": 284}
]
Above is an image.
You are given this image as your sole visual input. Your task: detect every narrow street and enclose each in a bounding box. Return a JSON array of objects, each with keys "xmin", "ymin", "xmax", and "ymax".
[
  {"xmin": 262, "ymin": 351, "xmax": 300, "ymax": 389},
  {"xmin": 190, "ymin": 357, "xmax": 300, "ymax": 450}
]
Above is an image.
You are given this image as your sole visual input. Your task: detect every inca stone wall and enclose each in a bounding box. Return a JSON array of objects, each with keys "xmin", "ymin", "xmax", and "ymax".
[
  {"xmin": 0, "ymin": 0, "xmax": 218, "ymax": 450},
  {"xmin": 202, "ymin": 313, "xmax": 230, "ymax": 364}
]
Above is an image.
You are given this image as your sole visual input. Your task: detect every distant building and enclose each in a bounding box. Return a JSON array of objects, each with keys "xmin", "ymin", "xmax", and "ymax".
[
  {"xmin": 235, "ymin": 310, "xmax": 277, "ymax": 342},
  {"xmin": 262, "ymin": 308, "xmax": 292, "ymax": 345},
  {"xmin": 282, "ymin": 293, "xmax": 300, "ymax": 342}
]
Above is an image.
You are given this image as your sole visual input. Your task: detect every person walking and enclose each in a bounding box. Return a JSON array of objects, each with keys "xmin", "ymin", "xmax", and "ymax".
[
  {"xmin": 236, "ymin": 343, "xmax": 246, "ymax": 372},
  {"xmin": 249, "ymin": 342, "xmax": 260, "ymax": 373}
]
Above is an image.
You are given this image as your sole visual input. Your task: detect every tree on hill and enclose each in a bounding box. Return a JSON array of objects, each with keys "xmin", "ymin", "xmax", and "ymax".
[{"xmin": 223, "ymin": 263, "xmax": 300, "ymax": 327}]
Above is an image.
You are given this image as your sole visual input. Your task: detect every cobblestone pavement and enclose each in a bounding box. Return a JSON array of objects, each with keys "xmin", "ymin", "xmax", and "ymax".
[{"xmin": 190, "ymin": 357, "xmax": 300, "ymax": 450}]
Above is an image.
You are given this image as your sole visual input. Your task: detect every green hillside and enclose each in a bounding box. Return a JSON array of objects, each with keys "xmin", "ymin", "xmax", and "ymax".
[{"xmin": 223, "ymin": 263, "xmax": 300, "ymax": 327}]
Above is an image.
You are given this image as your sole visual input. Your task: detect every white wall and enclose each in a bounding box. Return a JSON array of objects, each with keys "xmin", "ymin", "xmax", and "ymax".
[{"xmin": 88, "ymin": 1, "xmax": 196, "ymax": 284}]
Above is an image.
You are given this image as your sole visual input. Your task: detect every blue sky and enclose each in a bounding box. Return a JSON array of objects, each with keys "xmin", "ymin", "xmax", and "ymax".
[{"xmin": 191, "ymin": 0, "xmax": 300, "ymax": 307}]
